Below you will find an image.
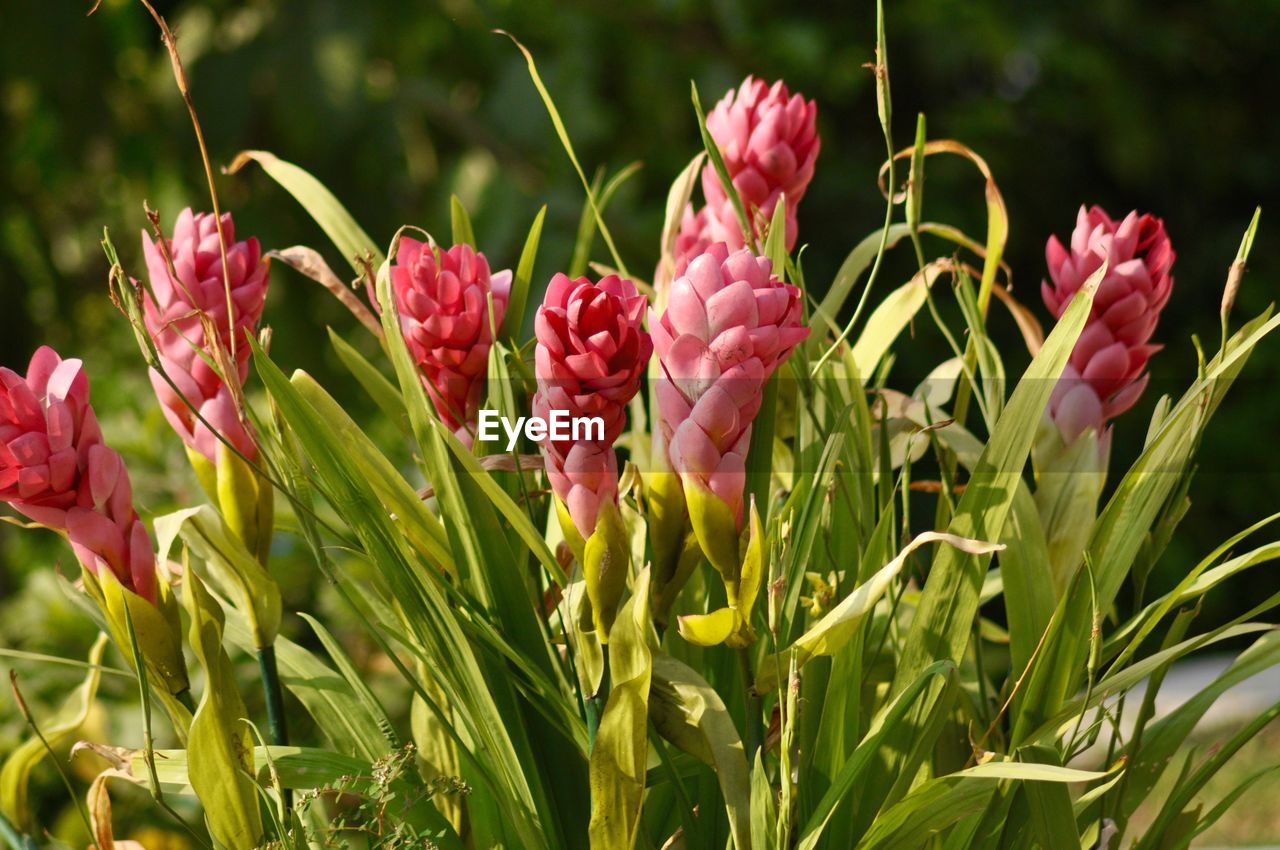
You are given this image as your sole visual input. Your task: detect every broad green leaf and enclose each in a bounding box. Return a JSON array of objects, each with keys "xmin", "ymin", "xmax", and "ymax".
[
  {"xmin": 0, "ymin": 634, "xmax": 107, "ymax": 830},
  {"xmin": 1119, "ymin": 629, "xmax": 1280, "ymax": 821},
  {"xmin": 589, "ymin": 569, "xmax": 654, "ymax": 850},
  {"xmin": 857, "ymin": 762, "xmax": 1108, "ymax": 850},
  {"xmin": 183, "ymin": 569, "xmax": 263, "ymax": 850},
  {"xmin": 299, "ymin": 613, "xmax": 399, "ymax": 748},
  {"xmin": 849, "ymin": 261, "xmax": 946, "ymax": 380},
  {"xmin": 155, "ymin": 504, "xmax": 281, "ymax": 648},
  {"xmin": 228, "ymin": 150, "xmax": 381, "ymax": 273},
  {"xmin": 651, "ymin": 653, "xmax": 752, "ymax": 850},
  {"xmin": 757, "ymin": 532, "xmax": 1001, "ymax": 691}
]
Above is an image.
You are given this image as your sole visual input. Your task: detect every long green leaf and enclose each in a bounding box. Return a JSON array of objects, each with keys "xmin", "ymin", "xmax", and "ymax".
[{"xmin": 228, "ymin": 150, "xmax": 381, "ymax": 273}]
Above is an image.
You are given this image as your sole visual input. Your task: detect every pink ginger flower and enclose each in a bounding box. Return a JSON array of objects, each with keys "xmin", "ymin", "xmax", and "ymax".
[
  {"xmin": 142, "ymin": 208, "xmax": 269, "ymax": 463},
  {"xmin": 390, "ymin": 239, "xmax": 511, "ymax": 443},
  {"xmin": 673, "ymin": 77, "xmax": 820, "ymax": 275},
  {"xmin": 1042, "ymin": 206, "xmax": 1175, "ymax": 443},
  {"xmin": 533, "ymin": 274, "xmax": 651, "ymax": 538},
  {"xmin": 652, "ymin": 243, "xmax": 809, "ymax": 526},
  {"xmin": 1, "ymin": 347, "xmax": 156, "ymax": 602}
]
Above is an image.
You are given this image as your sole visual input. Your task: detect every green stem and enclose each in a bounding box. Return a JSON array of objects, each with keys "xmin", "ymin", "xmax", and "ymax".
[
  {"xmin": 0, "ymin": 812, "xmax": 36, "ymax": 850},
  {"xmin": 257, "ymin": 645, "xmax": 291, "ymax": 809},
  {"xmin": 738, "ymin": 647, "xmax": 762, "ymax": 761},
  {"xmin": 586, "ymin": 652, "xmax": 612, "ymax": 752},
  {"xmin": 176, "ymin": 688, "xmax": 197, "ymax": 713},
  {"xmin": 257, "ymin": 646, "xmax": 289, "ymax": 748}
]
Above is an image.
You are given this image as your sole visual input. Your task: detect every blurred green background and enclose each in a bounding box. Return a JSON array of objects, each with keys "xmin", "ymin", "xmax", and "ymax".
[{"xmin": 1, "ymin": 0, "xmax": 1279, "ymax": 840}]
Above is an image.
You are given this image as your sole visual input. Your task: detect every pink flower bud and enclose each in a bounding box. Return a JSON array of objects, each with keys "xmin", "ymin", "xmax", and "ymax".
[
  {"xmin": 652, "ymin": 244, "xmax": 809, "ymax": 526},
  {"xmin": 142, "ymin": 208, "xmax": 269, "ymax": 463},
  {"xmin": 1, "ymin": 347, "xmax": 156, "ymax": 602},
  {"xmin": 390, "ymin": 239, "xmax": 511, "ymax": 443},
  {"xmin": 533, "ymin": 274, "xmax": 651, "ymax": 537},
  {"xmin": 1043, "ymin": 206, "xmax": 1175, "ymax": 443}
]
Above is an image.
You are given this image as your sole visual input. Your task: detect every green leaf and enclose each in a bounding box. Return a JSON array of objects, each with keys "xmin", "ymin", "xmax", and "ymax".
[
  {"xmin": 221, "ymin": 611, "xmax": 390, "ymax": 762},
  {"xmin": 651, "ymin": 652, "xmax": 752, "ymax": 850},
  {"xmin": 892, "ymin": 263, "xmax": 1102, "ymax": 688},
  {"xmin": 857, "ymin": 762, "xmax": 1109, "ymax": 850},
  {"xmin": 692, "ymin": 80, "xmax": 752, "ymax": 245},
  {"xmin": 813, "ymin": 224, "xmax": 914, "ymax": 331},
  {"xmin": 797, "ymin": 660, "xmax": 955, "ymax": 850},
  {"xmin": 183, "ymin": 569, "xmax": 263, "ymax": 850},
  {"xmin": 655, "ymin": 152, "xmax": 706, "ymax": 298},
  {"xmin": 327, "ymin": 327, "xmax": 410, "ymax": 437},
  {"xmin": 499, "ymin": 32, "xmax": 628, "ymax": 277},
  {"xmin": 570, "ymin": 162, "xmax": 642, "ymax": 278},
  {"xmin": 450, "ymin": 194, "xmax": 476, "ymax": 247},
  {"xmin": 589, "ymin": 569, "xmax": 654, "ymax": 850},
  {"xmin": 155, "ymin": 505, "xmax": 282, "ymax": 648},
  {"xmin": 499, "ymin": 205, "xmax": 547, "ymax": 340},
  {"xmin": 757, "ymin": 533, "xmax": 1001, "ymax": 691},
  {"xmin": 849, "ymin": 261, "xmax": 946, "ymax": 380},
  {"xmin": 288, "ymin": 370, "xmax": 455, "ymax": 576},
  {"xmin": 1, "ymin": 634, "xmax": 107, "ymax": 830},
  {"xmin": 228, "ymin": 150, "xmax": 381, "ymax": 273},
  {"xmin": 298, "ymin": 613, "xmax": 399, "ymax": 748}
]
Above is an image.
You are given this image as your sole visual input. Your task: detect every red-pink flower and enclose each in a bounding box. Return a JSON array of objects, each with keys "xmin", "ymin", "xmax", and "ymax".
[
  {"xmin": 533, "ymin": 274, "xmax": 651, "ymax": 537},
  {"xmin": 1, "ymin": 347, "xmax": 156, "ymax": 602},
  {"xmin": 673, "ymin": 77, "xmax": 820, "ymax": 275},
  {"xmin": 1042, "ymin": 206, "xmax": 1175, "ymax": 442},
  {"xmin": 390, "ymin": 239, "xmax": 511, "ymax": 443},
  {"xmin": 652, "ymin": 244, "xmax": 808, "ymax": 526},
  {"xmin": 142, "ymin": 208, "xmax": 269, "ymax": 463}
]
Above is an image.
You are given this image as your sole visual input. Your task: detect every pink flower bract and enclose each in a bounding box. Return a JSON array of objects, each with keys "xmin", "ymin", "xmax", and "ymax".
[
  {"xmin": 142, "ymin": 208, "xmax": 269, "ymax": 463},
  {"xmin": 1043, "ymin": 205, "xmax": 1175, "ymax": 442},
  {"xmin": 390, "ymin": 239, "xmax": 511, "ymax": 442},
  {"xmin": 1, "ymin": 347, "xmax": 156, "ymax": 602},
  {"xmin": 533, "ymin": 274, "xmax": 651, "ymax": 537},
  {"xmin": 652, "ymin": 243, "xmax": 809, "ymax": 525}
]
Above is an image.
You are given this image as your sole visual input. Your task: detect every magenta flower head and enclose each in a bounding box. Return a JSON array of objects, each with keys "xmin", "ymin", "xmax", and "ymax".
[
  {"xmin": 1, "ymin": 347, "xmax": 156, "ymax": 603},
  {"xmin": 1042, "ymin": 206, "xmax": 1175, "ymax": 443},
  {"xmin": 142, "ymin": 208, "xmax": 269, "ymax": 463},
  {"xmin": 533, "ymin": 273, "xmax": 650, "ymax": 640},
  {"xmin": 533, "ymin": 273, "xmax": 651, "ymax": 539},
  {"xmin": 652, "ymin": 244, "xmax": 808, "ymax": 536},
  {"xmin": 702, "ymin": 76, "xmax": 820, "ymax": 250},
  {"xmin": 390, "ymin": 239, "xmax": 511, "ymax": 443}
]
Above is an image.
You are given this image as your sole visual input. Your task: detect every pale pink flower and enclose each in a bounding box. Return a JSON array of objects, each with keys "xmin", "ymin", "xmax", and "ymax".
[
  {"xmin": 651, "ymin": 244, "xmax": 809, "ymax": 525},
  {"xmin": 390, "ymin": 239, "xmax": 511, "ymax": 443},
  {"xmin": 142, "ymin": 208, "xmax": 269, "ymax": 463},
  {"xmin": 533, "ymin": 274, "xmax": 651, "ymax": 537},
  {"xmin": 672, "ymin": 77, "xmax": 820, "ymax": 276},
  {"xmin": 1043, "ymin": 206, "xmax": 1175, "ymax": 442},
  {"xmin": 1, "ymin": 347, "xmax": 156, "ymax": 602}
]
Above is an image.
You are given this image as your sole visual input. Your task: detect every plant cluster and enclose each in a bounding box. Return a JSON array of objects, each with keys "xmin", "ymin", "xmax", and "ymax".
[{"xmin": 1, "ymin": 4, "xmax": 1276, "ymax": 850}]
